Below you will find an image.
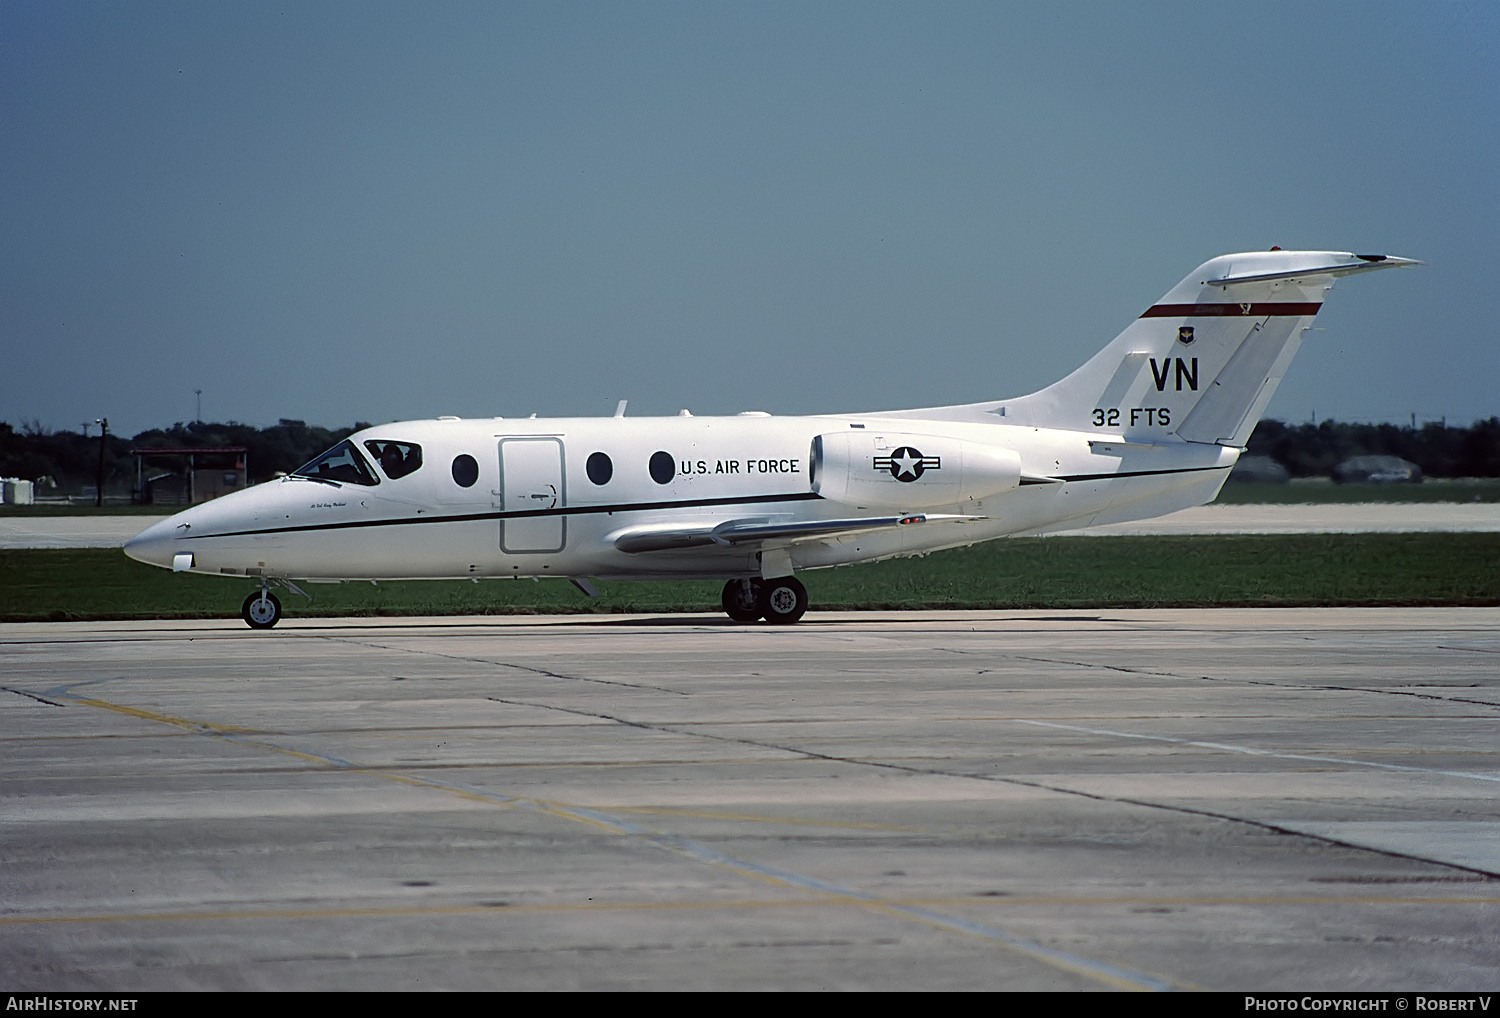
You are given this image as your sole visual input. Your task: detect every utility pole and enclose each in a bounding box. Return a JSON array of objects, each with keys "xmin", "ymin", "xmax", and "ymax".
[
  {"xmin": 195, "ymin": 389, "xmax": 202, "ymax": 422},
  {"xmin": 95, "ymin": 418, "xmax": 108, "ymax": 508}
]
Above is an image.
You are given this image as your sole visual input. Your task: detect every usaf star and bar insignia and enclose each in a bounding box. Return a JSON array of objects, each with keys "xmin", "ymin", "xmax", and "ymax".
[{"xmin": 873, "ymin": 446, "xmax": 941, "ymax": 482}]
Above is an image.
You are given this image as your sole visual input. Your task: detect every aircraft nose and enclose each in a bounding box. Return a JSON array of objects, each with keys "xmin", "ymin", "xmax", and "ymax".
[{"xmin": 123, "ymin": 517, "xmax": 185, "ymax": 570}]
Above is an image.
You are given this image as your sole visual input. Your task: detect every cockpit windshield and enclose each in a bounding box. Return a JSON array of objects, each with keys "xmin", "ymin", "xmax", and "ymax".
[
  {"xmin": 364, "ymin": 440, "xmax": 423, "ymax": 480},
  {"xmin": 292, "ymin": 440, "xmax": 379, "ymax": 486}
]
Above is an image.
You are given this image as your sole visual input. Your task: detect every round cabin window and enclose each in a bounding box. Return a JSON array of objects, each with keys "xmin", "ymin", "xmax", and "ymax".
[
  {"xmin": 586, "ymin": 451, "xmax": 613, "ymax": 485},
  {"xmin": 649, "ymin": 450, "xmax": 674, "ymax": 484},
  {"xmin": 451, "ymin": 454, "xmax": 479, "ymax": 488}
]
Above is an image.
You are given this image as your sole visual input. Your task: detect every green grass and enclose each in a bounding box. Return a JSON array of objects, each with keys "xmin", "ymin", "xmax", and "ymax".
[
  {"xmin": 1214, "ymin": 479, "xmax": 1500, "ymax": 504},
  {"xmin": 3, "ymin": 534, "xmax": 1497, "ymax": 623}
]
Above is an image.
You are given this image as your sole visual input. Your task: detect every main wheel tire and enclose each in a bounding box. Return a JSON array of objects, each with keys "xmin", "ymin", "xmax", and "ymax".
[
  {"xmin": 721, "ymin": 578, "xmax": 763, "ymax": 622},
  {"xmin": 758, "ymin": 576, "xmax": 808, "ymax": 624},
  {"xmin": 242, "ymin": 591, "xmax": 282, "ymax": 629}
]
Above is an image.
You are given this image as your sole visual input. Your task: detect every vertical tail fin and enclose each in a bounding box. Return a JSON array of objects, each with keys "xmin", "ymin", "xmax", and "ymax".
[{"xmin": 1001, "ymin": 251, "xmax": 1420, "ymax": 446}]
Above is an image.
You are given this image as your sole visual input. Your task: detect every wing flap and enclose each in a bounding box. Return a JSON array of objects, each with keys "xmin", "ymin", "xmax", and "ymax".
[{"xmin": 612, "ymin": 513, "xmax": 983, "ymax": 554}]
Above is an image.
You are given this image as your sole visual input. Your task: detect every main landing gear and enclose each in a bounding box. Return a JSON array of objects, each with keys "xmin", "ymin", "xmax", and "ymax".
[{"xmin": 720, "ymin": 576, "xmax": 809, "ymax": 625}]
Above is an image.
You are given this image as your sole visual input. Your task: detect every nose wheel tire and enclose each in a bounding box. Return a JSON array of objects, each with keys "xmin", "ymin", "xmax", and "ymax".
[
  {"xmin": 757, "ymin": 576, "xmax": 808, "ymax": 624},
  {"xmin": 721, "ymin": 578, "xmax": 764, "ymax": 623},
  {"xmin": 242, "ymin": 591, "xmax": 282, "ymax": 629}
]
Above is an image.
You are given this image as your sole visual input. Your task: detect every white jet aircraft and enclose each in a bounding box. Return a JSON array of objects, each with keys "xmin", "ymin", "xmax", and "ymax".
[{"xmin": 126, "ymin": 249, "xmax": 1418, "ymax": 628}]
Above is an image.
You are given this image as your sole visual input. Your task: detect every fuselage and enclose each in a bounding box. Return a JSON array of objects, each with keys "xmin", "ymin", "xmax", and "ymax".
[{"xmin": 123, "ymin": 411, "xmax": 1238, "ymax": 583}]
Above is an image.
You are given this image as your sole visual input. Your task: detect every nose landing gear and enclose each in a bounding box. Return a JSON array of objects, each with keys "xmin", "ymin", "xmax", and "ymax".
[
  {"xmin": 239, "ymin": 577, "xmax": 307, "ymax": 629},
  {"xmin": 242, "ymin": 588, "xmax": 282, "ymax": 629}
]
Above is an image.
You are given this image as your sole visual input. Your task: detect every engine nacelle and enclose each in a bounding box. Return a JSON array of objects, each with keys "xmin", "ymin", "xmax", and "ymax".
[{"xmin": 810, "ymin": 431, "xmax": 1021, "ymax": 509}]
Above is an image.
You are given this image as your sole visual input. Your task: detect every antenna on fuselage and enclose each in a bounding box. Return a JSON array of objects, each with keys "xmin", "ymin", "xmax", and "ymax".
[{"xmin": 614, "ymin": 400, "xmax": 628, "ymax": 418}]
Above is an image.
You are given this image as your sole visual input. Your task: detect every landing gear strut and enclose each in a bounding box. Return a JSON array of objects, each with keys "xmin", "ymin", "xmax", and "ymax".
[{"xmin": 719, "ymin": 576, "xmax": 808, "ymax": 624}]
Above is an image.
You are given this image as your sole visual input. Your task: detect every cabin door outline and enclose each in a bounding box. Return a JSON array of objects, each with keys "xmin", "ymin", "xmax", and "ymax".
[{"xmin": 496, "ymin": 438, "xmax": 566, "ymax": 553}]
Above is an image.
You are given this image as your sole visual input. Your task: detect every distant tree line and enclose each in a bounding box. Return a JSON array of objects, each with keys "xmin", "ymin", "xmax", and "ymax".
[
  {"xmin": 2, "ymin": 416, "xmax": 1498, "ymax": 499},
  {"xmin": 1245, "ymin": 418, "xmax": 1500, "ymax": 478},
  {"xmin": 0, "ymin": 419, "xmax": 368, "ymax": 497}
]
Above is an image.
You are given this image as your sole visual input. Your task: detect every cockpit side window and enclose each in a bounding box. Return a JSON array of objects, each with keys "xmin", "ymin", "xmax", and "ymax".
[
  {"xmin": 292, "ymin": 440, "xmax": 379, "ymax": 486},
  {"xmin": 364, "ymin": 440, "xmax": 423, "ymax": 480}
]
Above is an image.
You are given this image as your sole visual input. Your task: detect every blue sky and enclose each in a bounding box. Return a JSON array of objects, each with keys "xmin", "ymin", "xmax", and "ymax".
[{"xmin": 3, "ymin": 1, "xmax": 1495, "ymax": 437}]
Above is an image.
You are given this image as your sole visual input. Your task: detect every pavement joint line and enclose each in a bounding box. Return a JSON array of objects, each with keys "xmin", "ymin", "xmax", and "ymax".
[
  {"xmin": 42, "ymin": 687, "xmax": 1181, "ymax": 992},
  {"xmin": 35, "ymin": 677, "xmax": 1500, "ymax": 884},
  {"xmin": 1, "ymin": 685, "xmax": 68, "ymax": 707},
  {"xmin": 319, "ymin": 635, "xmax": 692, "ymax": 695},
  {"xmin": 1010, "ymin": 653, "xmax": 1500, "ymax": 709},
  {"xmin": 490, "ymin": 695, "xmax": 1500, "ymax": 881},
  {"xmin": 290, "ymin": 671, "xmax": 1500, "ymax": 885},
  {"xmin": 1009, "ymin": 718, "xmax": 1500, "ymax": 784}
]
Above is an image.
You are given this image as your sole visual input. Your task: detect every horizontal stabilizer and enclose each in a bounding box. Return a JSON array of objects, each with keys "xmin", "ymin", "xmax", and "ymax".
[{"xmin": 1206, "ymin": 255, "xmax": 1423, "ymax": 287}]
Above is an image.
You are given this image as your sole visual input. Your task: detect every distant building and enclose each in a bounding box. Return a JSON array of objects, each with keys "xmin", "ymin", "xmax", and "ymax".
[{"xmin": 132, "ymin": 447, "xmax": 248, "ymax": 504}]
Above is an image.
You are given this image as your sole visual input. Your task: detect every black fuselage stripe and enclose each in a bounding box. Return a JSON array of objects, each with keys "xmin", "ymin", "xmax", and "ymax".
[
  {"xmin": 187, "ymin": 491, "xmax": 823, "ymax": 540},
  {"xmin": 185, "ymin": 465, "xmax": 1227, "ymax": 541}
]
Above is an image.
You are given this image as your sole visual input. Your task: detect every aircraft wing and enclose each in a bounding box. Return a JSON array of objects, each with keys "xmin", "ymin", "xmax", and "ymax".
[{"xmin": 612, "ymin": 513, "xmax": 983, "ymax": 554}]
